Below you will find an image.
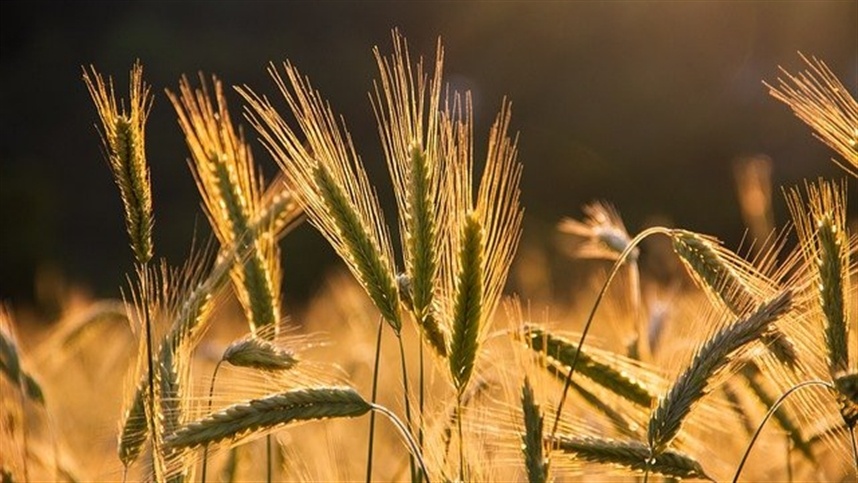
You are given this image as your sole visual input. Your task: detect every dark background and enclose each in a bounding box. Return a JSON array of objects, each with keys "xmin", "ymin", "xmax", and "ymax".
[{"xmin": 1, "ymin": 1, "xmax": 856, "ymax": 314}]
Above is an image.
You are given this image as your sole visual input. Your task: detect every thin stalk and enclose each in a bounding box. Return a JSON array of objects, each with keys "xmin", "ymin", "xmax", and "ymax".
[
  {"xmin": 785, "ymin": 433, "xmax": 792, "ymax": 483},
  {"xmin": 365, "ymin": 318, "xmax": 384, "ymax": 483},
  {"xmin": 733, "ymin": 380, "xmax": 833, "ymax": 482},
  {"xmin": 550, "ymin": 227, "xmax": 672, "ymax": 440},
  {"xmin": 201, "ymin": 360, "xmax": 224, "ymax": 483},
  {"xmin": 371, "ymin": 404, "xmax": 431, "ymax": 483},
  {"xmin": 397, "ymin": 334, "xmax": 416, "ymax": 482},
  {"xmin": 18, "ymin": 377, "xmax": 30, "ymax": 482},
  {"xmin": 140, "ymin": 263, "xmax": 157, "ymax": 481},
  {"xmin": 417, "ymin": 340, "xmax": 425, "ymax": 483},
  {"xmin": 266, "ymin": 435, "xmax": 272, "ymax": 483},
  {"xmin": 457, "ymin": 396, "xmax": 465, "ymax": 482}
]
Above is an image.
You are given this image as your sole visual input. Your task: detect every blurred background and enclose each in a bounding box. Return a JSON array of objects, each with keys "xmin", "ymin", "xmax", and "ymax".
[{"xmin": 1, "ymin": 1, "xmax": 856, "ymax": 318}]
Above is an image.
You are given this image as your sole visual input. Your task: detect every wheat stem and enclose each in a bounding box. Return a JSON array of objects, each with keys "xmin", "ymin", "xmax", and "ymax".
[
  {"xmin": 397, "ymin": 334, "xmax": 416, "ymax": 482},
  {"xmin": 201, "ymin": 360, "xmax": 223, "ymax": 483},
  {"xmin": 365, "ymin": 318, "xmax": 384, "ymax": 483},
  {"xmin": 732, "ymin": 380, "xmax": 833, "ymax": 482}
]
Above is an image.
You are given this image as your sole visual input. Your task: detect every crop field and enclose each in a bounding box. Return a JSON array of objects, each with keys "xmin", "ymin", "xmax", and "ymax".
[{"xmin": 0, "ymin": 10, "xmax": 856, "ymax": 483}]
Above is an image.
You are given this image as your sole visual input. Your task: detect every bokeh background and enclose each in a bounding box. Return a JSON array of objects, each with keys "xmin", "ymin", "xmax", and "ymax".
[{"xmin": 1, "ymin": 1, "xmax": 856, "ymax": 316}]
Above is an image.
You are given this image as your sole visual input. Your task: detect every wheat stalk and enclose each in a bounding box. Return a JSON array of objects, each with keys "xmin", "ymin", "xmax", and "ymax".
[
  {"xmin": 671, "ymin": 229, "xmax": 800, "ymax": 370},
  {"xmin": 648, "ymin": 290, "xmax": 792, "ymax": 454},
  {"xmin": 449, "ymin": 212, "xmax": 484, "ymax": 391}
]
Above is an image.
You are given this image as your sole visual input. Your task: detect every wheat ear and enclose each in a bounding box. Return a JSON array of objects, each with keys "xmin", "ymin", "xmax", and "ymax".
[
  {"xmin": 165, "ymin": 387, "xmax": 371, "ymax": 451},
  {"xmin": 83, "ymin": 63, "xmax": 154, "ymax": 264},
  {"xmin": 526, "ymin": 326, "xmax": 654, "ymax": 407},
  {"xmin": 553, "ymin": 435, "xmax": 711, "ymax": 481},
  {"xmin": 170, "ymin": 75, "xmax": 282, "ymax": 338},
  {"xmin": 222, "ymin": 336, "xmax": 298, "ymax": 372},
  {"xmin": 648, "ymin": 290, "xmax": 792, "ymax": 454},
  {"xmin": 766, "ymin": 54, "xmax": 858, "ymax": 176},
  {"xmin": 372, "ymin": 32, "xmax": 447, "ymax": 355},
  {"xmin": 449, "ymin": 212, "xmax": 484, "ymax": 390},
  {"xmin": 786, "ymin": 181, "xmax": 851, "ymax": 386},
  {"xmin": 521, "ymin": 377, "xmax": 548, "ymax": 483},
  {"xmin": 239, "ymin": 63, "xmax": 401, "ymax": 331}
]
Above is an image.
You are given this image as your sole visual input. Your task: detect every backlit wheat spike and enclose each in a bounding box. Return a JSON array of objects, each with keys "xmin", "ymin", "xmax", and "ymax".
[
  {"xmin": 83, "ymin": 62, "xmax": 154, "ymax": 264},
  {"xmin": 648, "ymin": 290, "xmax": 792, "ymax": 454},
  {"xmin": 557, "ymin": 201, "xmax": 639, "ymax": 261},
  {"xmin": 440, "ymin": 97, "xmax": 523, "ymax": 390},
  {"xmin": 671, "ymin": 229, "xmax": 800, "ymax": 370},
  {"xmin": 525, "ymin": 326, "xmax": 655, "ymax": 407},
  {"xmin": 372, "ymin": 32, "xmax": 447, "ymax": 354},
  {"xmin": 164, "ymin": 387, "xmax": 371, "ymax": 452},
  {"xmin": 553, "ymin": 435, "xmax": 711, "ymax": 481},
  {"xmin": 520, "ymin": 377, "xmax": 548, "ymax": 483},
  {"xmin": 449, "ymin": 212, "xmax": 484, "ymax": 390},
  {"xmin": 239, "ymin": 64, "xmax": 402, "ymax": 331},
  {"xmin": 767, "ymin": 54, "xmax": 858, "ymax": 177},
  {"xmin": 222, "ymin": 335, "xmax": 298, "ymax": 371},
  {"xmin": 786, "ymin": 179, "xmax": 851, "ymax": 377},
  {"xmin": 169, "ymin": 75, "xmax": 281, "ymax": 338}
]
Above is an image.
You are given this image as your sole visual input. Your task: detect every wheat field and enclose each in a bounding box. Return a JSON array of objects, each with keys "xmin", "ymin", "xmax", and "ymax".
[{"xmin": 1, "ymin": 31, "xmax": 857, "ymax": 482}]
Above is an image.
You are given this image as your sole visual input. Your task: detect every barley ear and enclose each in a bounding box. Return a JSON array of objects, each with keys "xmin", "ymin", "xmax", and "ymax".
[
  {"xmin": 521, "ymin": 377, "xmax": 548, "ymax": 483},
  {"xmin": 164, "ymin": 387, "xmax": 371, "ymax": 452},
  {"xmin": 786, "ymin": 180, "xmax": 850, "ymax": 378},
  {"xmin": 313, "ymin": 163, "xmax": 402, "ymax": 330},
  {"xmin": 83, "ymin": 62, "xmax": 154, "ymax": 264},
  {"xmin": 448, "ymin": 212, "xmax": 483, "ymax": 391},
  {"xmin": 553, "ymin": 435, "xmax": 711, "ymax": 481},
  {"xmin": 169, "ymin": 76, "xmax": 281, "ymax": 338},
  {"xmin": 222, "ymin": 336, "xmax": 298, "ymax": 372},
  {"xmin": 525, "ymin": 325, "xmax": 655, "ymax": 407},
  {"xmin": 767, "ymin": 54, "xmax": 858, "ymax": 177},
  {"xmin": 648, "ymin": 290, "xmax": 792, "ymax": 454},
  {"xmin": 671, "ymin": 230, "xmax": 800, "ymax": 370},
  {"xmin": 372, "ymin": 33, "xmax": 446, "ymax": 351}
]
